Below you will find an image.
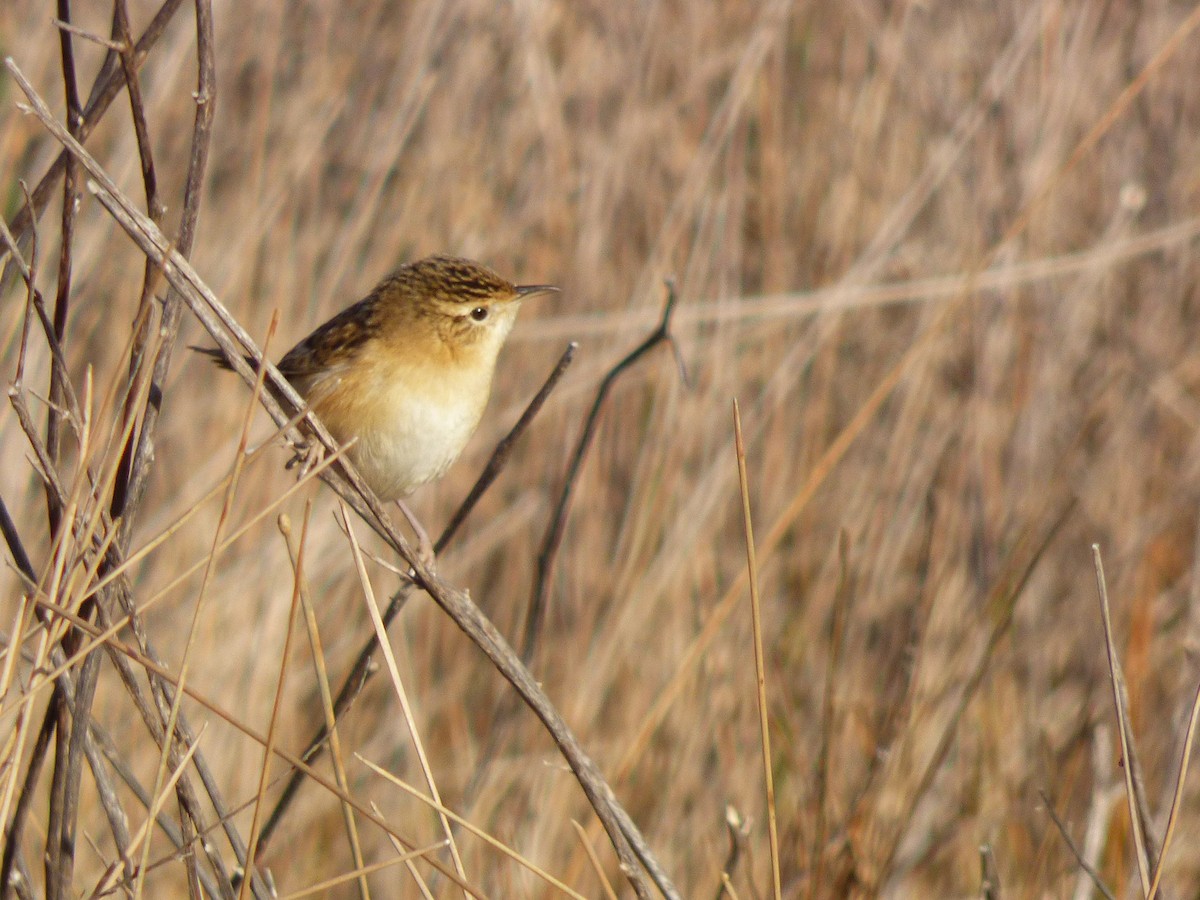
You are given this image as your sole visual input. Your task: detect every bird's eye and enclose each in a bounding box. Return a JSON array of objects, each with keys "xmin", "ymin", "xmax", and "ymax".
[{"xmin": 470, "ymin": 306, "xmax": 489, "ymax": 322}]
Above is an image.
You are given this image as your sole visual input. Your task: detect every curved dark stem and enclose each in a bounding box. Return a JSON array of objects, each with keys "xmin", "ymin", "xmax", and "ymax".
[
  {"xmin": 44, "ymin": 0, "xmax": 83, "ymax": 538},
  {"xmin": 109, "ymin": 0, "xmax": 167, "ymax": 523},
  {"xmin": 464, "ymin": 282, "xmax": 681, "ymax": 807},
  {"xmin": 522, "ymin": 279, "xmax": 682, "ymax": 664},
  {"xmin": 252, "ymin": 343, "xmax": 576, "ymax": 857},
  {"xmin": 438, "ymin": 341, "xmax": 577, "ymax": 549}
]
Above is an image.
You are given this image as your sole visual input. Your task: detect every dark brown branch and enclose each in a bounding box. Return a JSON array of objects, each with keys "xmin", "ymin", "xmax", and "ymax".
[
  {"xmin": 114, "ymin": 0, "xmax": 163, "ymax": 222},
  {"xmin": 4, "ymin": 390, "xmax": 255, "ymax": 898},
  {"xmin": 7, "ymin": 300, "xmax": 258, "ymax": 899},
  {"xmin": 108, "ymin": 0, "xmax": 167, "ymax": 522},
  {"xmin": 44, "ymin": 6, "xmax": 88, "ymax": 890},
  {"xmin": 111, "ymin": 0, "xmax": 216, "ymax": 531},
  {"xmin": 0, "ymin": 496, "xmax": 52, "ymax": 900},
  {"xmin": 28, "ymin": 592, "xmax": 478, "ymax": 897},
  {"xmin": 44, "ymin": 0, "xmax": 85, "ymax": 537},
  {"xmin": 523, "ymin": 279, "xmax": 682, "ymax": 663},
  {"xmin": 0, "ymin": 494, "xmax": 228, "ymax": 900},
  {"xmin": 0, "ymin": 497, "xmax": 77, "ymax": 900}
]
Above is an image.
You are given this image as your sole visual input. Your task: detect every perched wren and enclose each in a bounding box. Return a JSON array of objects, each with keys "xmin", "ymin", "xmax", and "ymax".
[{"xmin": 200, "ymin": 254, "xmax": 557, "ymax": 558}]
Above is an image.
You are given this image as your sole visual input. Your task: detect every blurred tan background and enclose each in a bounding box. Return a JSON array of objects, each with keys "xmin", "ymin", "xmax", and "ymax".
[{"xmin": 4, "ymin": 0, "xmax": 1200, "ymax": 896}]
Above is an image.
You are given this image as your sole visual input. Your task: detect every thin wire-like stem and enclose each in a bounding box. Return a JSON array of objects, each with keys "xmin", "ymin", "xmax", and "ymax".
[
  {"xmin": 1040, "ymin": 789, "xmax": 1117, "ymax": 900},
  {"xmin": 438, "ymin": 341, "xmax": 577, "ymax": 551},
  {"xmin": 341, "ymin": 506, "xmax": 467, "ymax": 891},
  {"xmin": 571, "ymin": 820, "xmax": 618, "ymax": 900},
  {"xmin": 464, "ymin": 284, "xmax": 681, "ymax": 804},
  {"xmin": 357, "ymin": 755, "xmax": 586, "ymax": 899},
  {"xmin": 284, "ymin": 508, "xmax": 370, "ymax": 900},
  {"xmin": 111, "ymin": 0, "xmax": 217, "ymax": 537},
  {"xmin": 237, "ymin": 505, "xmax": 311, "ymax": 900},
  {"xmin": 732, "ymin": 400, "xmax": 782, "ymax": 900}
]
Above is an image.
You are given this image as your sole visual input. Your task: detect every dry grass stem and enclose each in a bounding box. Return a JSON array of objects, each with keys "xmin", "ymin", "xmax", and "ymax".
[
  {"xmin": 1092, "ymin": 545, "xmax": 1153, "ymax": 894},
  {"xmin": 732, "ymin": 399, "xmax": 781, "ymax": 900},
  {"xmin": 357, "ymin": 754, "xmax": 585, "ymax": 899},
  {"xmin": 339, "ymin": 504, "xmax": 467, "ymax": 890}
]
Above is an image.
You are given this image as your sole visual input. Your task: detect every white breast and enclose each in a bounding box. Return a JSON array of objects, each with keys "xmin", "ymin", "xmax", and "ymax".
[{"xmin": 352, "ymin": 385, "xmax": 482, "ymax": 499}]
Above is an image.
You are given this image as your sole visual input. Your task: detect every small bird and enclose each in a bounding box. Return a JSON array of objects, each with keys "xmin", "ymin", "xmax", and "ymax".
[{"xmin": 199, "ymin": 254, "xmax": 557, "ymax": 560}]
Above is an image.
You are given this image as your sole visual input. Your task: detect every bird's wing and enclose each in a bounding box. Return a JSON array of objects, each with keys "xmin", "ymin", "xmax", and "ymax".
[{"xmin": 276, "ymin": 295, "xmax": 378, "ymax": 381}]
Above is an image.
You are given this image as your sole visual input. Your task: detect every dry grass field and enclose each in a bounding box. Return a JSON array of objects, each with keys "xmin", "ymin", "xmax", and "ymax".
[{"xmin": 3, "ymin": 1, "xmax": 1200, "ymax": 897}]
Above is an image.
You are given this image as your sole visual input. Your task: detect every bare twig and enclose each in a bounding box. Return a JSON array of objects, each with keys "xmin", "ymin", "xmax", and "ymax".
[
  {"xmin": 46, "ymin": 10, "xmax": 88, "ymax": 871},
  {"xmin": 524, "ymin": 278, "xmax": 682, "ymax": 663},
  {"xmin": 341, "ymin": 505, "xmax": 467, "ymax": 892},
  {"xmin": 438, "ymin": 341, "xmax": 577, "ymax": 550},
  {"xmin": 45, "ymin": 0, "xmax": 84, "ymax": 529},
  {"xmin": 0, "ymin": 686, "xmax": 58, "ymax": 900},
  {"xmin": 237, "ymin": 508, "xmax": 310, "ymax": 900},
  {"xmin": 464, "ymin": 284, "xmax": 681, "ymax": 802},
  {"xmin": 28, "ymin": 590, "xmax": 479, "ymax": 896},
  {"xmin": 357, "ymin": 755, "xmax": 583, "ymax": 898},
  {"xmin": 107, "ymin": 0, "xmax": 169, "ymax": 525},
  {"xmin": 51, "ymin": 19, "xmax": 124, "ymax": 51},
  {"xmin": 715, "ymin": 806, "xmax": 751, "ymax": 900},
  {"xmin": 979, "ymin": 844, "xmax": 1001, "ymax": 900},
  {"xmin": 1040, "ymin": 789, "xmax": 1117, "ymax": 900},
  {"xmin": 572, "ymin": 819, "xmax": 619, "ymax": 900}
]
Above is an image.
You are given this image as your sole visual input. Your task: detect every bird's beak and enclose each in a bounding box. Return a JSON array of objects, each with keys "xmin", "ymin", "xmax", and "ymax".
[{"xmin": 515, "ymin": 284, "xmax": 560, "ymax": 301}]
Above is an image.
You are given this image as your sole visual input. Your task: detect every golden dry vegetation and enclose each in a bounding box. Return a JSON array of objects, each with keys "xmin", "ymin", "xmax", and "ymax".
[{"xmin": 3, "ymin": 1, "xmax": 1200, "ymax": 897}]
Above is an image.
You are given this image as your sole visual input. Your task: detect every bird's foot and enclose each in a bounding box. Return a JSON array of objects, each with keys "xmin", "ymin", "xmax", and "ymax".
[{"xmin": 286, "ymin": 438, "xmax": 325, "ymax": 481}]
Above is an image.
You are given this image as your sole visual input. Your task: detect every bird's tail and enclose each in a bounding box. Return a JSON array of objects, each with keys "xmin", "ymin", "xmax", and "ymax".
[{"xmin": 190, "ymin": 345, "xmax": 251, "ymax": 371}]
